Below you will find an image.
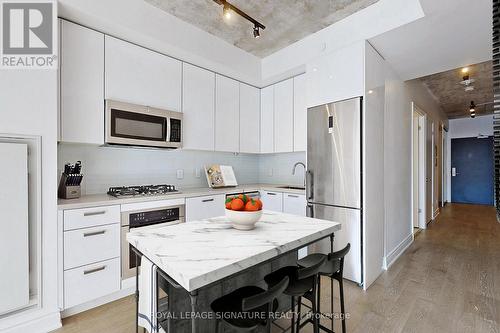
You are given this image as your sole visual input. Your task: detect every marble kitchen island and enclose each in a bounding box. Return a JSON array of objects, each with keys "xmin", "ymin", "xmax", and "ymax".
[{"xmin": 127, "ymin": 211, "xmax": 341, "ymax": 333}]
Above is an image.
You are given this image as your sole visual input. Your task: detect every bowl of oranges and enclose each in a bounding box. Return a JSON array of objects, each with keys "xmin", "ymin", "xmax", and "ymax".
[{"xmin": 225, "ymin": 194, "xmax": 263, "ymax": 230}]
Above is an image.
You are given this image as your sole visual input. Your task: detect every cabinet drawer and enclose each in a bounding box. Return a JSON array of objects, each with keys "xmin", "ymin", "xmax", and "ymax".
[
  {"xmin": 185, "ymin": 194, "xmax": 225, "ymax": 222},
  {"xmin": 259, "ymin": 191, "xmax": 283, "ymax": 212},
  {"xmin": 64, "ymin": 224, "xmax": 120, "ymax": 270},
  {"xmin": 64, "ymin": 258, "xmax": 120, "ymax": 309},
  {"xmin": 64, "ymin": 205, "xmax": 120, "ymax": 231},
  {"xmin": 283, "ymin": 193, "xmax": 306, "ymax": 216}
]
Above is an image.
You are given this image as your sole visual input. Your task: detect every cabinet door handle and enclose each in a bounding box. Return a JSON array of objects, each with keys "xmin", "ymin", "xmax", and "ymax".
[
  {"xmin": 307, "ymin": 204, "xmax": 314, "ymax": 218},
  {"xmin": 306, "ymin": 170, "xmax": 314, "ymax": 201},
  {"xmin": 83, "ymin": 265, "xmax": 106, "ymax": 275},
  {"xmin": 288, "ymin": 194, "xmax": 299, "ymax": 198},
  {"xmin": 266, "ymin": 192, "xmax": 277, "ymax": 196},
  {"xmin": 83, "ymin": 230, "xmax": 106, "ymax": 237},
  {"xmin": 202, "ymin": 198, "xmax": 214, "ymax": 202},
  {"xmin": 83, "ymin": 210, "xmax": 106, "ymax": 217}
]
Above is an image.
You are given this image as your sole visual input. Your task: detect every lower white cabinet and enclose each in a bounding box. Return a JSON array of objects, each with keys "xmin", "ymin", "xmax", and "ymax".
[
  {"xmin": 259, "ymin": 191, "xmax": 283, "ymax": 212},
  {"xmin": 186, "ymin": 194, "xmax": 225, "ymax": 222},
  {"xmin": 64, "ymin": 223, "xmax": 120, "ymax": 270},
  {"xmin": 283, "ymin": 193, "xmax": 306, "ymax": 216},
  {"xmin": 64, "ymin": 258, "xmax": 121, "ymax": 309}
]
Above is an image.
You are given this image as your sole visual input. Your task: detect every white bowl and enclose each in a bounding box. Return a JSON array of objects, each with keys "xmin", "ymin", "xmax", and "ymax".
[{"xmin": 225, "ymin": 209, "xmax": 263, "ymax": 230}]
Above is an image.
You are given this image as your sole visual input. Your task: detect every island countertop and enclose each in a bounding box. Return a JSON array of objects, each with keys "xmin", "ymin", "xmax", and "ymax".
[{"xmin": 127, "ymin": 211, "xmax": 341, "ymax": 292}]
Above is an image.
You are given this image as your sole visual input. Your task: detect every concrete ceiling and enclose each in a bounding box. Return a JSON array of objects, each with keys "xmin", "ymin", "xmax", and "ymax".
[
  {"xmin": 144, "ymin": 0, "xmax": 379, "ymax": 58},
  {"xmin": 419, "ymin": 61, "xmax": 493, "ymax": 119},
  {"xmin": 369, "ymin": 0, "xmax": 491, "ymax": 80}
]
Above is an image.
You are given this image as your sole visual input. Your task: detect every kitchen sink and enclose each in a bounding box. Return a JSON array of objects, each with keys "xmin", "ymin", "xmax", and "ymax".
[{"xmin": 277, "ymin": 186, "xmax": 306, "ymax": 190}]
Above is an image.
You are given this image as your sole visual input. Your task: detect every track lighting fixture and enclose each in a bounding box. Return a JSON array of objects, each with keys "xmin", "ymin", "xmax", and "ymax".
[
  {"xmin": 470, "ymin": 101, "xmax": 476, "ymax": 113},
  {"xmin": 214, "ymin": 0, "xmax": 265, "ymax": 38},
  {"xmin": 253, "ymin": 25, "xmax": 260, "ymax": 38}
]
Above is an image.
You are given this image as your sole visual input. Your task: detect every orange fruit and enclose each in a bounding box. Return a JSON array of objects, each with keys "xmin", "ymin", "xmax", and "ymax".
[
  {"xmin": 238, "ymin": 194, "xmax": 248, "ymax": 203},
  {"xmin": 230, "ymin": 198, "xmax": 245, "ymax": 211},
  {"xmin": 255, "ymin": 198, "xmax": 263, "ymax": 210},
  {"xmin": 245, "ymin": 199, "xmax": 259, "ymax": 211},
  {"xmin": 225, "ymin": 198, "xmax": 233, "ymax": 209}
]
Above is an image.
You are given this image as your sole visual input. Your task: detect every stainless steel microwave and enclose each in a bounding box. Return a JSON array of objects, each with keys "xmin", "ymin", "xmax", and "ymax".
[{"xmin": 105, "ymin": 100, "xmax": 182, "ymax": 149}]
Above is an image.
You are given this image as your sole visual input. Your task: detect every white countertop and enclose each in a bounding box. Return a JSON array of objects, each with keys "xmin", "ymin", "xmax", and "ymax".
[
  {"xmin": 126, "ymin": 211, "xmax": 341, "ymax": 292},
  {"xmin": 57, "ymin": 184, "xmax": 305, "ymax": 210}
]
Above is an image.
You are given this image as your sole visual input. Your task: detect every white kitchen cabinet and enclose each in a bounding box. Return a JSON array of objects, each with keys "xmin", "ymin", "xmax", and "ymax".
[
  {"xmin": 182, "ymin": 63, "xmax": 215, "ymax": 151},
  {"xmin": 259, "ymin": 191, "xmax": 283, "ymax": 212},
  {"xmin": 60, "ymin": 20, "xmax": 105, "ymax": 144},
  {"xmin": 306, "ymin": 41, "xmax": 365, "ymax": 108},
  {"xmin": 185, "ymin": 194, "xmax": 225, "ymax": 222},
  {"xmin": 260, "ymin": 86, "xmax": 274, "ymax": 153},
  {"xmin": 63, "ymin": 205, "xmax": 121, "ymax": 231},
  {"xmin": 64, "ymin": 257, "xmax": 121, "ymax": 309},
  {"xmin": 283, "ymin": 193, "xmax": 307, "ymax": 216},
  {"xmin": 293, "ymin": 75, "xmax": 307, "ymax": 152},
  {"xmin": 105, "ymin": 36, "xmax": 182, "ymax": 111},
  {"xmin": 215, "ymin": 75, "xmax": 240, "ymax": 152},
  {"xmin": 239, "ymin": 83, "xmax": 260, "ymax": 153},
  {"xmin": 274, "ymin": 79, "xmax": 294, "ymax": 153}
]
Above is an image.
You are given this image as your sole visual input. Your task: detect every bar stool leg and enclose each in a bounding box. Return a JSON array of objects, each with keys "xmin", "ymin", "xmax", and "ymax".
[
  {"xmin": 291, "ymin": 296, "xmax": 296, "ymax": 333},
  {"xmin": 330, "ymin": 276, "xmax": 334, "ymax": 332},
  {"xmin": 296, "ymin": 296, "xmax": 302, "ymax": 332},
  {"xmin": 339, "ymin": 279, "xmax": 346, "ymax": 333}
]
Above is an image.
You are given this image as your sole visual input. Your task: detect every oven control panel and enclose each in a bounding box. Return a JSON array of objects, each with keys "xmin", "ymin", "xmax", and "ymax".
[{"xmin": 129, "ymin": 207, "xmax": 180, "ymax": 228}]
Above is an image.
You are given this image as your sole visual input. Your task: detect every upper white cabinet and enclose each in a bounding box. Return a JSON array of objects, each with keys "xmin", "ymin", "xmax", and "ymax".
[
  {"xmin": 260, "ymin": 86, "xmax": 274, "ymax": 153},
  {"xmin": 182, "ymin": 63, "xmax": 215, "ymax": 151},
  {"xmin": 273, "ymin": 79, "xmax": 294, "ymax": 153},
  {"xmin": 215, "ymin": 75, "xmax": 240, "ymax": 152},
  {"xmin": 239, "ymin": 83, "xmax": 260, "ymax": 154},
  {"xmin": 105, "ymin": 36, "xmax": 182, "ymax": 111},
  {"xmin": 60, "ymin": 20, "xmax": 104, "ymax": 144},
  {"xmin": 306, "ymin": 41, "xmax": 364, "ymax": 108},
  {"xmin": 293, "ymin": 75, "xmax": 307, "ymax": 152}
]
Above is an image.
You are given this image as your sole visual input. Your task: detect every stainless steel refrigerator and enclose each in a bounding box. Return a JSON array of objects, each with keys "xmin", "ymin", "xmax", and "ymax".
[{"xmin": 306, "ymin": 97, "xmax": 363, "ymax": 285}]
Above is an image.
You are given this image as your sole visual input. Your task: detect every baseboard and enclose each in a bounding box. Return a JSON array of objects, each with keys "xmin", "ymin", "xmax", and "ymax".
[
  {"xmin": 1, "ymin": 310, "xmax": 61, "ymax": 333},
  {"xmin": 383, "ymin": 233, "xmax": 413, "ymax": 270},
  {"xmin": 62, "ymin": 286, "xmax": 134, "ymax": 318}
]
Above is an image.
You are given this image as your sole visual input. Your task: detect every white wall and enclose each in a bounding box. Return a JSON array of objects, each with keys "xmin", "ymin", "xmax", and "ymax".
[
  {"xmin": 58, "ymin": 144, "xmax": 260, "ymax": 195},
  {"xmin": 449, "ymin": 115, "xmax": 493, "ymax": 139},
  {"xmin": 58, "ymin": 0, "xmax": 262, "ymax": 86},
  {"xmin": 446, "ymin": 115, "xmax": 494, "ymax": 201},
  {"xmin": 382, "ymin": 66, "xmax": 448, "ymax": 268},
  {"xmin": 258, "ymin": 152, "xmax": 306, "ymax": 186},
  {"xmin": 261, "ymin": 0, "xmax": 424, "ymax": 84},
  {"xmin": 0, "ymin": 71, "xmax": 60, "ymax": 332}
]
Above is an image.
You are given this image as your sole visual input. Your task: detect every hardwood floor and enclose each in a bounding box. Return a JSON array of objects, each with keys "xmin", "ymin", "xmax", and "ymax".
[{"xmin": 53, "ymin": 203, "xmax": 500, "ymax": 333}]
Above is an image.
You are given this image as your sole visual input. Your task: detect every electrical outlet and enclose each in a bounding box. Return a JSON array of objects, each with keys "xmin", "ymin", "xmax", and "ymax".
[
  {"xmin": 176, "ymin": 169, "xmax": 184, "ymax": 179},
  {"xmin": 195, "ymin": 168, "xmax": 201, "ymax": 178}
]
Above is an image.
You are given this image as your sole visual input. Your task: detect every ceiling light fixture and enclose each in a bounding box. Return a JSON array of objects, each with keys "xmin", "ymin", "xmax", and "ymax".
[
  {"xmin": 461, "ymin": 67, "xmax": 469, "ymax": 74},
  {"xmin": 214, "ymin": 0, "xmax": 265, "ymax": 38}
]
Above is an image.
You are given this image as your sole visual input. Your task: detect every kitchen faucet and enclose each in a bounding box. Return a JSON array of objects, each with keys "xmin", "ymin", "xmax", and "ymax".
[{"xmin": 292, "ymin": 162, "xmax": 306, "ymax": 188}]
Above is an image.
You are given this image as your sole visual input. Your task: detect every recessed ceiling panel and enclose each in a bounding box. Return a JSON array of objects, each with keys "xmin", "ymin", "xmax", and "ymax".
[{"xmin": 144, "ymin": 0, "xmax": 379, "ymax": 57}]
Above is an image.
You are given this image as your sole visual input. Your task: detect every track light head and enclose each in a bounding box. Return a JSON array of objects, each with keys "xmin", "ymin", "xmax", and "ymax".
[
  {"xmin": 253, "ymin": 25, "xmax": 260, "ymax": 38},
  {"xmin": 223, "ymin": 3, "xmax": 231, "ymax": 19},
  {"xmin": 470, "ymin": 101, "xmax": 476, "ymax": 113}
]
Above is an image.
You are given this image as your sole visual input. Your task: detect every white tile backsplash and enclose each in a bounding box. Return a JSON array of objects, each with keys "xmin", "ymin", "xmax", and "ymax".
[{"xmin": 58, "ymin": 144, "xmax": 306, "ymax": 195}]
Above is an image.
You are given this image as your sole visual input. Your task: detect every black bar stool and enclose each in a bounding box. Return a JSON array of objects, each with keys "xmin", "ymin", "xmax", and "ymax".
[
  {"xmin": 297, "ymin": 243, "xmax": 351, "ymax": 333},
  {"xmin": 211, "ymin": 276, "xmax": 289, "ymax": 332},
  {"xmin": 263, "ymin": 255, "xmax": 327, "ymax": 333}
]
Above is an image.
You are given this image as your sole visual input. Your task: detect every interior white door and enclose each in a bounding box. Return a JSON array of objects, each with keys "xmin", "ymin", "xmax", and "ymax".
[
  {"xmin": 239, "ymin": 83, "xmax": 260, "ymax": 153},
  {"xmin": 274, "ymin": 78, "xmax": 294, "ymax": 153},
  {"xmin": 215, "ymin": 75, "xmax": 240, "ymax": 152},
  {"xmin": 182, "ymin": 63, "xmax": 215, "ymax": 151},
  {"xmin": 0, "ymin": 142, "xmax": 29, "ymax": 314}
]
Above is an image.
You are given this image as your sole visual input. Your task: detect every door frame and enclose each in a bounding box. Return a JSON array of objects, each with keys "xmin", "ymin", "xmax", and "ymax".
[{"xmin": 411, "ymin": 103, "xmax": 427, "ymax": 230}]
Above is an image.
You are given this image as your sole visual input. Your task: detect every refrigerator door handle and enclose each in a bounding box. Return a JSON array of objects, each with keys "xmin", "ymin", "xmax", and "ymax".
[
  {"xmin": 306, "ymin": 170, "xmax": 313, "ymax": 201},
  {"xmin": 307, "ymin": 204, "xmax": 314, "ymax": 218}
]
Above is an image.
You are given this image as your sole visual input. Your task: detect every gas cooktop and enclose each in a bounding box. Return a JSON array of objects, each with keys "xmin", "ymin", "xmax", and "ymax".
[{"xmin": 107, "ymin": 184, "xmax": 180, "ymax": 198}]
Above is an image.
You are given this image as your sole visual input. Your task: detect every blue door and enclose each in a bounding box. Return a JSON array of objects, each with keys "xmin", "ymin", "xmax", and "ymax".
[{"xmin": 451, "ymin": 137, "xmax": 494, "ymax": 205}]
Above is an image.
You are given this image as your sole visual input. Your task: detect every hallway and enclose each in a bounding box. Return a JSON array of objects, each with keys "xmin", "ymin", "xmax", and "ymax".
[{"xmin": 54, "ymin": 204, "xmax": 500, "ymax": 333}]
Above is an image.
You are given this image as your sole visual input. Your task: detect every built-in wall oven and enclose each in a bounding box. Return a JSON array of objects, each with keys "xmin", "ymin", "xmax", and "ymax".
[
  {"xmin": 105, "ymin": 100, "xmax": 182, "ymax": 149},
  {"xmin": 121, "ymin": 203, "xmax": 185, "ymax": 279}
]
